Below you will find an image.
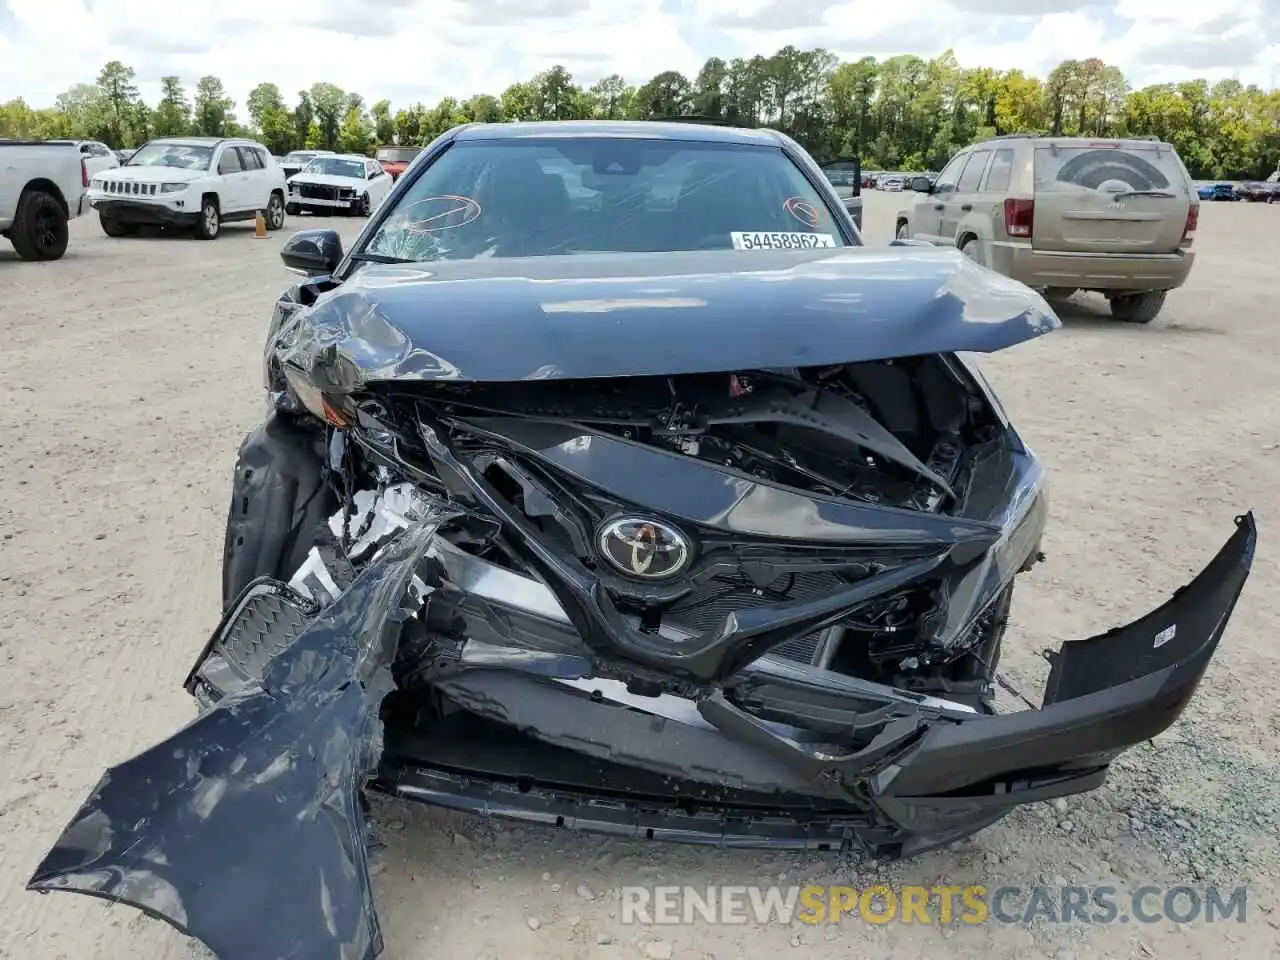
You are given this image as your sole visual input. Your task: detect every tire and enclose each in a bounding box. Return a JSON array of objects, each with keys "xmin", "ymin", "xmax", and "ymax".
[
  {"xmin": 266, "ymin": 192, "xmax": 286, "ymax": 230},
  {"xmin": 357, "ymin": 193, "xmax": 371, "ymax": 217},
  {"xmin": 9, "ymin": 188, "xmax": 69, "ymax": 261},
  {"xmin": 285, "ymin": 202, "xmax": 300, "ymax": 216},
  {"xmin": 194, "ymin": 197, "xmax": 220, "ymax": 240},
  {"xmin": 1108, "ymin": 290, "xmax": 1167, "ymax": 324},
  {"xmin": 99, "ymin": 215, "xmax": 134, "ymax": 238},
  {"xmin": 895, "ymin": 221, "xmax": 910, "ymax": 240}
]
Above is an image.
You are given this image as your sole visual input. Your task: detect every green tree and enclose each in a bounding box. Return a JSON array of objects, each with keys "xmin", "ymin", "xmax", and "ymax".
[
  {"xmin": 153, "ymin": 77, "xmax": 191, "ymax": 136},
  {"xmin": 338, "ymin": 104, "xmax": 372, "ymax": 154},
  {"xmin": 370, "ymin": 99, "xmax": 396, "ymax": 143},
  {"xmin": 309, "ymin": 82, "xmax": 347, "ymax": 149},
  {"xmin": 96, "ymin": 61, "xmax": 139, "ymax": 147},
  {"xmin": 193, "ymin": 76, "xmax": 234, "ymax": 136}
]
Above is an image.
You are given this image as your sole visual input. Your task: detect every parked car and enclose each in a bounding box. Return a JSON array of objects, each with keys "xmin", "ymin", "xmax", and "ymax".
[
  {"xmin": 0, "ymin": 138, "xmax": 87, "ymax": 260},
  {"xmin": 279, "ymin": 149, "xmax": 336, "ymax": 179},
  {"xmin": 29, "ymin": 119, "xmax": 1257, "ymax": 960},
  {"xmin": 285, "ymin": 153, "xmax": 394, "ymax": 217},
  {"xmin": 115, "ymin": 148, "xmax": 136, "ymax": 164},
  {"xmin": 1198, "ymin": 182, "xmax": 1238, "ymax": 201},
  {"xmin": 896, "ymin": 134, "xmax": 1199, "ymax": 323},
  {"xmin": 819, "ymin": 156, "xmax": 863, "ymax": 231},
  {"xmin": 375, "ymin": 144, "xmax": 423, "ymax": 180},
  {"xmin": 87, "ymin": 136, "xmax": 287, "ymax": 240},
  {"xmin": 1235, "ymin": 181, "xmax": 1277, "ymax": 202},
  {"xmin": 880, "ymin": 175, "xmax": 905, "ymax": 191},
  {"xmin": 48, "ymin": 139, "xmax": 119, "ymax": 178}
]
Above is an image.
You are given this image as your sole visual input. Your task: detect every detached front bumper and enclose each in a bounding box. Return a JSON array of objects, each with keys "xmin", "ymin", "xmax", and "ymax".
[{"xmin": 27, "ymin": 512, "xmax": 1255, "ymax": 959}]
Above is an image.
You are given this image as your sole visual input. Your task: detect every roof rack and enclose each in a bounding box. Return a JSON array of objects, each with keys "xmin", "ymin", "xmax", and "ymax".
[{"xmin": 988, "ymin": 132, "xmax": 1041, "ymax": 140}]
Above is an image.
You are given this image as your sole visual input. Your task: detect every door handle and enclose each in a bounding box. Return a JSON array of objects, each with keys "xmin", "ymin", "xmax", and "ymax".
[
  {"xmin": 960, "ymin": 204, "xmax": 972, "ymax": 211},
  {"xmin": 933, "ymin": 203, "xmax": 944, "ymax": 210}
]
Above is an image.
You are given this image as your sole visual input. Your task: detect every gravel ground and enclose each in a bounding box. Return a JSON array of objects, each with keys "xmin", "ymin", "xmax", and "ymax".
[{"xmin": 1, "ymin": 195, "xmax": 1278, "ymax": 960}]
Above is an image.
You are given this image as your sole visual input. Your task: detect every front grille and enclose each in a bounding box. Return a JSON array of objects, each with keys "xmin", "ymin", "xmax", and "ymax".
[
  {"xmin": 664, "ymin": 572, "xmax": 842, "ymax": 665},
  {"xmin": 299, "ymin": 184, "xmax": 339, "ymax": 201},
  {"xmin": 102, "ymin": 181, "xmax": 157, "ymax": 196}
]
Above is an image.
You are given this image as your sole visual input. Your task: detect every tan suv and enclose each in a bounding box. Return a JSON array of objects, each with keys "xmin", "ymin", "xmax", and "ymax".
[{"xmin": 895, "ymin": 135, "xmax": 1198, "ymax": 323}]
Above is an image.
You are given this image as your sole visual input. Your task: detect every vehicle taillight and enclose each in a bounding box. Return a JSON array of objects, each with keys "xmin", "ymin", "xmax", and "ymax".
[
  {"xmin": 1182, "ymin": 203, "xmax": 1198, "ymax": 246},
  {"xmin": 81, "ymin": 158, "xmax": 89, "ymax": 188},
  {"xmin": 1003, "ymin": 198, "xmax": 1034, "ymax": 238}
]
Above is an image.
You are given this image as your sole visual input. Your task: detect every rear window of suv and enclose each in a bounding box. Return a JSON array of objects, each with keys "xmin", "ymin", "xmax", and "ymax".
[{"xmin": 1033, "ymin": 142, "xmax": 1189, "ymax": 195}]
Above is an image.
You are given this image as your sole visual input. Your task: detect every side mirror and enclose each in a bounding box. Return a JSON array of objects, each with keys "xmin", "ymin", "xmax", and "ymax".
[
  {"xmin": 281, "ymin": 229, "xmax": 344, "ymax": 276},
  {"xmin": 910, "ymin": 177, "xmax": 933, "ymax": 193}
]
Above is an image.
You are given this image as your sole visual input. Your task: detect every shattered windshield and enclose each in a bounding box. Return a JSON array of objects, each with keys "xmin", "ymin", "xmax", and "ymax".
[
  {"xmin": 126, "ymin": 142, "xmax": 214, "ymax": 170},
  {"xmin": 363, "ymin": 137, "xmax": 847, "ymax": 262},
  {"xmin": 303, "ymin": 158, "xmax": 366, "ymax": 178}
]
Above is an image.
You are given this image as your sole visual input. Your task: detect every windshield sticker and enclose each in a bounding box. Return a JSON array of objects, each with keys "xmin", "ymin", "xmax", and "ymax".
[
  {"xmin": 399, "ymin": 195, "xmax": 483, "ymax": 233},
  {"xmin": 731, "ymin": 232, "xmax": 835, "ymax": 250},
  {"xmin": 783, "ymin": 197, "xmax": 821, "ymax": 227}
]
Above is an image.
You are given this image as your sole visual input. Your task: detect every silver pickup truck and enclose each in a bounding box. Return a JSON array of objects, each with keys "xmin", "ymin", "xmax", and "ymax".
[{"xmin": 0, "ymin": 140, "xmax": 88, "ymax": 260}]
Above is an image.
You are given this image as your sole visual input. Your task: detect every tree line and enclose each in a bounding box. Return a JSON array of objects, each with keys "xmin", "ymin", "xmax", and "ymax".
[{"xmin": 2, "ymin": 50, "xmax": 1278, "ymax": 179}]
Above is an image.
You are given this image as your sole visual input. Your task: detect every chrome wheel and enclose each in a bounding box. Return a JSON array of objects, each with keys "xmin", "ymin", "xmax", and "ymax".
[{"xmin": 267, "ymin": 194, "xmax": 285, "ymax": 229}]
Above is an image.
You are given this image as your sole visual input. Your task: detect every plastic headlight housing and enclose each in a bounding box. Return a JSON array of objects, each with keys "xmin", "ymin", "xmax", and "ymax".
[{"xmin": 160, "ymin": 183, "xmax": 187, "ymax": 193}]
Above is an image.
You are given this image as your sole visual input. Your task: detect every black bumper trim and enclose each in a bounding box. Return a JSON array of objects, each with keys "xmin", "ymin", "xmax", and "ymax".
[{"xmin": 93, "ymin": 199, "xmax": 199, "ymax": 227}]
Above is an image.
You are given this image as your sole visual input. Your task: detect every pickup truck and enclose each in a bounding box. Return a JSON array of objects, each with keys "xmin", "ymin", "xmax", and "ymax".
[{"xmin": 0, "ymin": 140, "xmax": 88, "ymax": 260}]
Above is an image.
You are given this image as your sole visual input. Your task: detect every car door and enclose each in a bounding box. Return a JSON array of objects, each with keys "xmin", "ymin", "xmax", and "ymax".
[
  {"xmin": 236, "ymin": 147, "xmax": 270, "ymax": 210},
  {"xmin": 938, "ymin": 149, "xmax": 992, "ymax": 247},
  {"xmin": 366, "ymin": 161, "xmax": 391, "ymax": 207},
  {"xmin": 215, "ymin": 146, "xmax": 248, "ymax": 212},
  {"xmin": 912, "ymin": 152, "xmax": 967, "ymax": 243}
]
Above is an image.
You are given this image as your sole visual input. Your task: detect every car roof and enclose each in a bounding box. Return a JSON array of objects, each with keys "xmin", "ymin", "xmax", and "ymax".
[
  {"xmin": 308, "ymin": 153, "xmax": 371, "ymax": 162},
  {"xmin": 454, "ymin": 120, "xmax": 785, "ymax": 147}
]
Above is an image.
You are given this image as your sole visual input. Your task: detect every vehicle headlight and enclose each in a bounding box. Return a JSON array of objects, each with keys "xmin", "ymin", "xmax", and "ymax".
[
  {"xmin": 160, "ymin": 183, "xmax": 187, "ymax": 193},
  {"xmin": 90, "ymin": 178, "xmax": 105, "ymax": 189}
]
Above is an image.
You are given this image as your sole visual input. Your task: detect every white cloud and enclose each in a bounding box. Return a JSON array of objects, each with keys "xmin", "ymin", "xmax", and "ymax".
[{"xmin": 0, "ymin": 0, "xmax": 1274, "ymax": 113}]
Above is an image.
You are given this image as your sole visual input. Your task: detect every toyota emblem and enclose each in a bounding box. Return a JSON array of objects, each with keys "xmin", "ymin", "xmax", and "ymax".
[{"xmin": 596, "ymin": 517, "xmax": 692, "ymax": 580}]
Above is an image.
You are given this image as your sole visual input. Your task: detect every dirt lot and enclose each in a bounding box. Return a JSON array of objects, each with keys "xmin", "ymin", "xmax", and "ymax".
[{"xmin": 1, "ymin": 193, "xmax": 1278, "ymax": 960}]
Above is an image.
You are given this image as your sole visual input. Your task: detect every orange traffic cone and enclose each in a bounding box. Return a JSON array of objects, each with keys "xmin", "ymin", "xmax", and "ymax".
[{"xmin": 253, "ymin": 211, "xmax": 268, "ymax": 238}]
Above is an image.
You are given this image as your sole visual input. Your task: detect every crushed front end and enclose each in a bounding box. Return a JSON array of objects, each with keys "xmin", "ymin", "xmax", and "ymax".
[{"xmin": 28, "ymin": 251, "xmax": 1256, "ymax": 959}]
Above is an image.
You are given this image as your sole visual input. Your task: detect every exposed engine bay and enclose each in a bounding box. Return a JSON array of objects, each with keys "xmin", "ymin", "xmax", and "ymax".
[{"xmin": 272, "ymin": 357, "xmax": 1020, "ymax": 707}]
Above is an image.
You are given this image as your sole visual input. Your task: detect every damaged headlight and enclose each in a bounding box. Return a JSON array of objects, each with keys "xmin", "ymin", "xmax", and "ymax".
[{"xmin": 281, "ymin": 365, "xmax": 353, "ymax": 428}]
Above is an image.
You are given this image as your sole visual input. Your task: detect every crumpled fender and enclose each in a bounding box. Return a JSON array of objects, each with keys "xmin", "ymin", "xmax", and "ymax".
[{"xmin": 27, "ymin": 514, "xmax": 455, "ymax": 960}]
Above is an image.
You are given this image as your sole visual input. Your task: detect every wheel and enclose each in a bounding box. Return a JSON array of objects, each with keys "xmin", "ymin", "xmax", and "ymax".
[
  {"xmin": 1108, "ymin": 290, "xmax": 1167, "ymax": 324},
  {"xmin": 357, "ymin": 193, "xmax": 371, "ymax": 217},
  {"xmin": 9, "ymin": 188, "xmax": 69, "ymax": 261},
  {"xmin": 265, "ymin": 192, "xmax": 285, "ymax": 230},
  {"xmin": 99, "ymin": 215, "xmax": 134, "ymax": 238},
  {"xmin": 895, "ymin": 221, "xmax": 910, "ymax": 240},
  {"xmin": 285, "ymin": 202, "xmax": 300, "ymax": 216},
  {"xmin": 194, "ymin": 197, "xmax": 220, "ymax": 240}
]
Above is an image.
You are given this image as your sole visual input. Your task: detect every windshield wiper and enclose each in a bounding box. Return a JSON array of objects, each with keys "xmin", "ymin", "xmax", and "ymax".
[
  {"xmin": 348, "ymin": 252, "xmax": 416, "ymax": 264},
  {"xmin": 1108, "ymin": 189, "xmax": 1176, "ymax": 199}
]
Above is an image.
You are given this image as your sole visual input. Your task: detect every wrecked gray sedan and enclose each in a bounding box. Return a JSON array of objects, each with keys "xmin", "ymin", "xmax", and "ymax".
[{"xmin": 30, "ymin": 121, "xmax": 1255, "ymax": 959}]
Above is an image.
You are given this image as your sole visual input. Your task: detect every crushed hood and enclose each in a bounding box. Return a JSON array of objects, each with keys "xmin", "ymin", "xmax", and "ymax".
[
  {"xmin": 289, "ymin": 173, "xmax": 365, "ymax": 188},
  {"xmin": 279, "ymin": 247, "xmax": 1059, "ymax": 389}
]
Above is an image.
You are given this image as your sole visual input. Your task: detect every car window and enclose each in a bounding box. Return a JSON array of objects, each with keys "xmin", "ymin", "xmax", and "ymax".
[
  {"xmin": 933, "ymin": 153, "xmax": 967, "ymax": 193},
  {"xmin": 956, "ymin": 150, "xmax": 991, "ymax": 192},
  {"xmin": 303, "ymin": 157, "xmax": 368, "ymax": 178},
  {"xmin": 983, "ymin": 149, "xmax": 1014, "ymax": 192},
  {"xmin": 127, "ymin": 142, "xmax": 214, "ymax": 170},
  {"xmin": 218, "ymin": 149, "xmax": 243, "ymax": 174},
  {"xmin": 363, "ymin": 137, "xmax": 852, "ymax": 263},
  {"xmin": 237, "ymin": 147, "xmax": 264, "ymax": 170},
  {"xmin": 1033, "ymin": 143, "xmax": 1186, "ymax": 194}
]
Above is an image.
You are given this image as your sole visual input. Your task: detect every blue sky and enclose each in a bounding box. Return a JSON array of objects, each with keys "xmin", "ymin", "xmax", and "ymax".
[{"xmin": 1, "ymin": 0, "xmax": 1275, "ymax": 112}]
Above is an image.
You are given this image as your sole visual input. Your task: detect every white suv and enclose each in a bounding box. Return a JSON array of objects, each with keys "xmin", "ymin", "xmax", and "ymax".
[{"xmin": 86, "ymin": 137, "xmax": 287, "ymax": 239}]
